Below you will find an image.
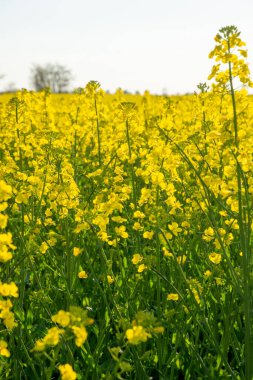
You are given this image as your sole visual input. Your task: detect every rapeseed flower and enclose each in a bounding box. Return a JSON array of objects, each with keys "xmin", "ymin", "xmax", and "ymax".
[
  {"xmin": 125, "ymin": 326, "xmax": 151, "ymax": 345},
  {"xmin": 52, "ymin": 311, "xmax": 71, "ymax": 327},
  {"xmin": 0, "ymin": 340, "xmax": 10, "ymax": 358},
  {"xmin": 73, "ymin": 247, "xmax": 82, "ymax": 256},
  {"xmin": 167, "ymin": 293, "xmax": 179, "ymax": 301},
  {"xmin": 0, "ymin": 282, "xmax": 18, "ymax": 298},
  {"xmin": 209, "ymin": 252, "xmax": 222, "ymax": 264},
  {"xmin": 143, "ymin": 231, "xmax": 154, "ymax": 240},
  {"xmin": 132, "ymin": 253, "xmax": 143, "ymax": 264},
  {"xmin": 78, "ymin": 271, "xmax": 88, "ymax": 279},
  {"xmin": 71, "ymin": 325, "xmax": 88, "ymax": 347},
  {"xmin": 58, "ymin": 364, "xmax": 77, "ymax": 380},
  {"xmin": 138, "ymin": 264, "xmax": 147, "ymax": 273}
]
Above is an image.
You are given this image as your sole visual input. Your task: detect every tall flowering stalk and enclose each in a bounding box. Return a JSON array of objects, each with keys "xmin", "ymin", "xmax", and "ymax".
[{"xmin": 209, "ymin": 25, "xmax": 253, "ymax": 380}]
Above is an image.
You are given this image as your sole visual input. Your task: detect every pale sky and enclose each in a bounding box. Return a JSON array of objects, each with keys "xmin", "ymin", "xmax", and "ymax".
[{"xmin": 1, "ymin": 0, "xmax": 253, "ymax": 94}]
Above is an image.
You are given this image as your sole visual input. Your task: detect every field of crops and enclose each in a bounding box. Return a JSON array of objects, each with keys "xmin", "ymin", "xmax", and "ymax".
[{"xmin": 0, "ymin": 26, "xmax": 253, "ymax": 379}]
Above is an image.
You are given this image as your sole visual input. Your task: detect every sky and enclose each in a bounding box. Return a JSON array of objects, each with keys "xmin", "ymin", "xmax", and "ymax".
[{"xmin": 1, "ymin": 0, "xmax": 253, "ymax": 94}]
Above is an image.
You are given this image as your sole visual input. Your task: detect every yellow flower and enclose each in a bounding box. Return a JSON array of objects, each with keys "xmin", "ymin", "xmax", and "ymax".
[
  {"xmin": 15, "ymin": 192, "xmax": 30, "ymax": 205},
  {"xmin": 43, "ymin": 327, "xmax": 64, "ymax": 347},
  {"xmin": 168, "ymin": 222, "xmax": 182, "ymax": 236},
  {"xmin": 71, "ymin": 325, "xmax": 88, "ymax": 347},
  {"xmin": 108, "ymin": 239, "xmax": 117, "ymax": 247},
  {"xmin": 208, "ymin": 64, "xmax": 221, "ymax": 80},
  {"xmin": 0, "ymin": 233, "xmax": 16, "ymax": 249},
  {"xmin": 0, "ymin": 245, "xmax": 13, "ymax": 263},
  {"xmin": 202, "ymin": 227, "xmax": 215, "ymax": 242},
  {"xmin": 73, "ymin": 247, "xmax": 82, "ymax": 256},
  {"xmin": 181, "ymin": 221, "xmax": 190, "ymax": 228},
  {"xmin": 0, "ymin": 340, "xmax": 10, "ymax": 357},
  {"xmin": 225, "ymin": 219, "xmax": 239, "ymax": 230},
  {"xmin": 162, "ymin": 247, "xmax": 173, "ymax": 257},
  {"xmin": 0, "ymin": 181, "xmax": 12, "ymax": 202},
  {"xmin": 143, "ymin": 231, "xmax": 154, "ymax": 240},
  {"xmin": 132, "ymin": 253, "xmax": 143, "ymax": 265},
  {"xmin": 58, "ymin": 364, "xmax": 77, "ymax": 380},
  {"xmin": 1, "ymin": 309, "xmax": 17, "ymax": 329},
  {"xmin": 204, "ymin": 270, "xmax": 212, "ymax": 277},
  {"xmin": 191, "ymin": 288, "xmax": 201, "ymax": 304},
  {"xmin": 0, "ymin": 202, "xmax": 8, "ymax": 212},
  {"xmin": 33, "ymin": 327, "xmax": 64, "ymax": 351},
  {"xmin": 133, "ymin": 210, "xmax": 145, "ymax": 219},
  {"xmin": 125, "ymin": 325, "xmax": 151, "ymax": 345},
  {"xmin": 33, "ymin": 340, "xmax": 46, "ymax": 352},
  {"xmin": 0, "ymin": 214, "xmax": 8, "ymax": 229},
  {"xmin": 115, "ymin": 225, "xmax": 129, "ymax": 239},
  {"xmin": 24, "ymin": 214, "xmax": 30, "ymax": 224},
  {"xmin": 133, "ymin": 222, "xmax": 142, "ymax": 231},
  {"xmin": 111, "ymin": 216, "xmax": 127, "ymax": 223},
  {"xmin": 209, "ymin": 252, "xmax": 222, "ymax": 264},
  {"xmin": 167, "ymin": 293, "xmax": 179, "ymax": 301},
  {"xmin": 40, "ymin": 241, "xmax": 49, "ymax": 254},
  {"xmin": 238, "ymin": 49, "xmax": 248, "ymax": 58},
  {"xmin": 52, "ymin": 310, "xmax": 71, "ymax": 327},
  {"xmin": 218, "ymin": 228, "xmax": 226, "ymax": 237},
  {"xmin": 74, "ymin": 222, "xmax": 89, "ymax": 233},
  {"xmin": 0, "ymin": 282, "xmax": 18, "ymax": 298},
  {"xmin": 78, "ymin": 271, "xmax": 88, "ymax": 279},
  {"xmin": 137, "ymin": 264, "xmax": 147, "ymax": 273},
  {"xmin": 177, "ymin": 255, "xmax": 186, "ymax": 265},
  {"xmin": 107, "ymin": 275, "xmax": 114, "ymax": 284}
]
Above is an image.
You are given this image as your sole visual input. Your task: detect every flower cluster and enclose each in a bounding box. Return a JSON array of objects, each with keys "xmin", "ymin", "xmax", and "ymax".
[{"xmin": 33, "ymin": 307, "xmax": 93, "ymax": 352}]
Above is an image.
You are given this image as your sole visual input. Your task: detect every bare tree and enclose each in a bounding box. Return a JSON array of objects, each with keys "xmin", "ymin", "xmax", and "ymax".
[{"xmin": 30, "ymin": 64, "xmax": 72, "ymax": 92}]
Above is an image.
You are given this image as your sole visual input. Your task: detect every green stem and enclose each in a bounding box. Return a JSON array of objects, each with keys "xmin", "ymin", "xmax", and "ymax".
[
  {"xmin": 228, "ymin": 39, "xmax": 252, "ymax": 380},
  {"xmin": 126, "ymin": 118, "xmax": 137, "ymax": 208},
  {"xmin": 94, "ymin": 97, "xmax": 101, "ymax": 165}
]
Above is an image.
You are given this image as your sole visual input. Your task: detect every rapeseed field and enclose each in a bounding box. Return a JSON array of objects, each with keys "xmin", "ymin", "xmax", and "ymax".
[{"xmin": 0, "ymin": 26, "xmax": 253, "ymax": 379}]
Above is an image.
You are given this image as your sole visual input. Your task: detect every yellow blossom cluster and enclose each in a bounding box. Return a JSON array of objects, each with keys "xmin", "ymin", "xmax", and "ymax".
[
  {"xmin": 58, "ymin": 364, "xmax": 77, "ymax": 380},
  {"xmin": 33, "ymin": 307, "xmax": 93, "ymax": 352},
  {"xmin": 0, "ymin": 180, "xmax": 18, "ymax": 357},
  {"xmin": 208, "ymin": 26, "xmax": 253, "ymax": 88},
  {"xmin": 125, "ymin": 312, "xmax": 164, "ymax": 345}
]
